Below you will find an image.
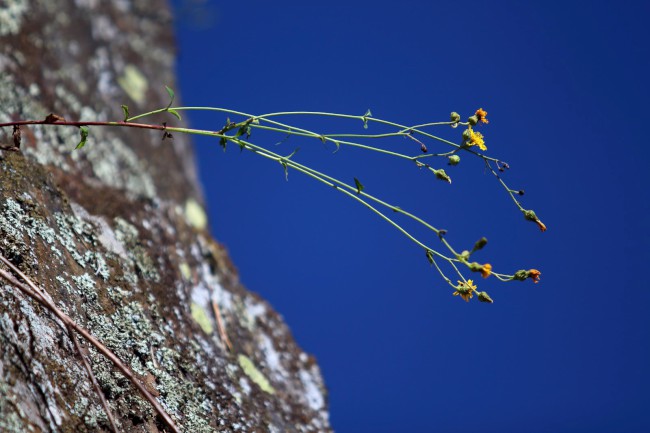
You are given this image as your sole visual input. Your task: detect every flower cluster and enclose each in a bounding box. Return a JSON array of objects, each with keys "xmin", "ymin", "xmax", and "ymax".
[
  {"xmin": 462, "ymin": 108, "xmax": 489, "ymax": 151},
  {"xmin": 453, "ymin": 280, "xmax": 477, "ymax": 302}
]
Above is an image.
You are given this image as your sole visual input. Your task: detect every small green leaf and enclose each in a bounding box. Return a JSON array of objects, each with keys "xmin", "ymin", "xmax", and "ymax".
[
  {"xmin": 121, "ymin": 105, "xmax": 130, "ymax": 122},
  {"xmin": 75, "ymin": 126, "xmax": 89, "ymax": 149},
  {"xmin": 219, "ymin": 136, "xmax": 228, "ymax": 150},
  {"xmin": 280, "ymin": 160, "xmax": 289, "ymax": 180},
  {"xmin": 332, "ymin": 140, "xmax": 341, "ymax": 153},
  {"xmin": 362, "ymin": 109, "xmax": 372, "ymax": 130},
  {"xmin": 234, "ymin": 123, "xmax": 252, "ymax": 139},
  {"xmin": 236, "ymin": 139, "xmax": 245, "ymax": 152},
  {"xmin": 167, "ymin": 109, "xmax": 182, "ymax": 121},
  {"xmin": 426, "ymin": 249, "xmax": 434, "ymax": 265},
  {"xmin": 164, "ymin": 85, "xmax": 175, "ymax": 108},
  {"xmin": 354, "ymin": 177, "xmax": 364, "ymax": 195},
  {"xmin": 284, "ymin": 148, "xmax": 299, "ymax": 160}
]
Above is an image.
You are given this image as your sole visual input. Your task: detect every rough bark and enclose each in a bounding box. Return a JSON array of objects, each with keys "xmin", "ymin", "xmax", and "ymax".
[{"xmin": 0, "ymin": 1, "xmax": 331, "ymax": 432}]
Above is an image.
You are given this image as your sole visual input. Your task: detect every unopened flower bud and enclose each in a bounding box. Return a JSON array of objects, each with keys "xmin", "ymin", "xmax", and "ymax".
[
  {"xmin": 468, "ymin": 115, "xmax": 478, "ymax": 126},
  {"xmin": 450, "ymin": 112, "xmax": 461, "ymax": 122},
  {"xmin": 462, "ymin": 129, "xmax": 471, "ymax": 141},
  {"xmin": 523, "ymin": 209, "xmax": 547, "ymax": 232},
  {"xmin": 432, "ymin": 168, "xmax": 451, "ymax": 184},
  {"xmin": 478, "ymin": 291, "xmax": 494, "ymax": 303},
  {"xmin": 523, "ymin": 209, "xmax": 537, "ymax": 221},
  {"xmin": 513, "ymin": 270, "xmax": 528, "ymax": 281},
  {"xmin": 448, "ymin": 155, "xmax": 460, "ymax": 165},
  {"xmin": 472, "ymin": 237, "xmax": 488, "ymax": 251}
]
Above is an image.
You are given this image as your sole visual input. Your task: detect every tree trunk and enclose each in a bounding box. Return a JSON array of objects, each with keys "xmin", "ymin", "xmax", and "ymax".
[{"xmin": 0, "ymin": 1, "xmax": 331, "ymax": 432}]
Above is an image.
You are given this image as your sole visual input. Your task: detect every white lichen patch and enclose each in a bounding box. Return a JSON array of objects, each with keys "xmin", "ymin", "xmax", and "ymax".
[
  {"xmin": 114, "ymin": 217, "xmax": 160, "ymax": 282},
  {"xmin": 73, "ymin": 0, "xmax": 99, "ymax": 8},
  {"xmin": 0, "ymin": 0, "xmax": 28, "ymax": 36},
  {"xmin": 85, "ymin": 135, "xmax": 157, "ymax": 198},
  {"xmin": 259, "ymin": 333, "xmax": 287, "ymax": 380},
  {"xmin": 90, "ymin": 14, "xmax": 118, "ymax": 41},
  {"xmin": 190, "ymin": 279, "xmax": 215, "ymax": 335},
  {"xmin": 88, "ymin": 47, "xmax": 117, "ymax": 97},
  {"xmin": 239, "ymin": 376, "xmax": 251, "ymax": 396},
  {"xmin": 299, "ymin": 369, "xmax": 325, "ymax": 412},
  {"xmin": 71, "ymin": 203, "xmax": 127, "ymax": 258},
  {"xmin": 240, "ymin": 296, "xmax": 267, "ymax": 332}
]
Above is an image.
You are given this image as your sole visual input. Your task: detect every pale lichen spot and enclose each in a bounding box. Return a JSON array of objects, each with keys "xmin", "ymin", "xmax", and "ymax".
[
  {"xmin": 237, "ymin": 354, "xmax": 275, "ymax": 395},
  {"xmin": 179, "ymin": 262, "xmax": 192, "ymax": 280},
  {"xmin": 190, "ymin": 302, "xmax": 213, "ymax": 334},
  {"xmin": 117, "ymin": 64, "xmax": 148, "ymax": 105},
  {"xmin": 184, "ymin": 198, "xmax": 207, "ymax": 230}
]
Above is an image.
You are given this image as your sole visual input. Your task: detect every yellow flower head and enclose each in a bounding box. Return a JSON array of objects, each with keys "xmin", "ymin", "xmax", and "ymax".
[
  {"xmin": 453, "ymin": 279, "xmax": 477, "ymax": 302},
  {"xmin": 469, "ymin": 128, "xmax": 487, "ymax": 151},
  {"xmin": 475, "ymin": 108, "xmax": 489, "ymax": 124},
  {"xmin": 480, "ymin": 263, "xmax": 492, "ymax": 279}
]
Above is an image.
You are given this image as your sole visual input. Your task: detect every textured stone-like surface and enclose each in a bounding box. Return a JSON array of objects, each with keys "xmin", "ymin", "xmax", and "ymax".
[{"xmin": 0, "ymin": 1, "xmax": 331, "ymax": 432}]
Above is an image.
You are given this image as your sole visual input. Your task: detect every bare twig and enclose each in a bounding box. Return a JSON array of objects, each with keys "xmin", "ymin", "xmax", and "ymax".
[
  {"xmin": 68, "ymin": 327, "xmax": 120, "ymax": 433},
  {"xmin": 211, "ymin": 298, "xmax": 233, "ymax": 352},
  {"xmin": 0, "ymin": 254, "xmax": 180, "ymax": 433}
]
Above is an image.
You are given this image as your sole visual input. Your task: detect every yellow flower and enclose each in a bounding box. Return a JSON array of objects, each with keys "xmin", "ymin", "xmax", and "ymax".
[
  {"xmin": 453, "ymin": 279, "xmax": 477, "ymax": 302},
  {"xmin": 475, "ymin": 108, "xmax": 489, "ymax": 124},
  {"xmin": 480, "ymin": 263, "xmax": 492, "ymax": 279},
  {"xmin": 469, "ymin": 128, "xmax": 487, "ymax": 151}
]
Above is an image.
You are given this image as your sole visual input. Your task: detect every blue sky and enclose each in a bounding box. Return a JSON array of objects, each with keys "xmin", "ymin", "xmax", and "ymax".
[{"xmin": 171, "ymin": 1, "xmax": 650, "ymax": 432}]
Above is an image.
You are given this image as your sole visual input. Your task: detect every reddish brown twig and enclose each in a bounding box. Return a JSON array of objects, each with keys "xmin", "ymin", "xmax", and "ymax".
[
  {"xmin": 0, "ymin": 118, "xmax": 166, "ymax": 131},
  {"xmin": 211, "ymin": 298, "xmax": 233, "ymax": 352}
]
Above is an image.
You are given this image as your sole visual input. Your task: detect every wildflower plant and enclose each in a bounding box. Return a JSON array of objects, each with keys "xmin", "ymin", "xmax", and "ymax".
[{"xmin": 1, "ymin": 89, "xmax": 545, "ymax": 304}]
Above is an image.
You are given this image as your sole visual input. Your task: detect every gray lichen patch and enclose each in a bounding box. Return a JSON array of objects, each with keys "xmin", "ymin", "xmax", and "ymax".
[
  {"xmin": 0, "ymin": 198, "xmax": 62, "ymax": 264},
  {"xmin": 0, "ymin": 0, "xmax": 28, "ymax": 36},
  {"xmin": 113, "ymin": 217, "xmax": 160, "ymax": 282}
]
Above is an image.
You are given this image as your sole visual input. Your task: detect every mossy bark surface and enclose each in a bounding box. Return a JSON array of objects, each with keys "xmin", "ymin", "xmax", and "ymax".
[{"xmin": 0, "ymin": 1, "xmax": 331, "ymax": 432}]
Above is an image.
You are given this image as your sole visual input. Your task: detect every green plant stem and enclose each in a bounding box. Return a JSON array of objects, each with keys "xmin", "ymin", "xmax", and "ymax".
[
  {"xmin": 1, "ymin": 111, "xmax": 530, "ymax": 286},
  {"xmin": 483, "ymin": 159, "xmax": 525, "ymax": 211},
  {"xmin": 235, "ymin": 137, "xmax": 451, "ymax": 261}
]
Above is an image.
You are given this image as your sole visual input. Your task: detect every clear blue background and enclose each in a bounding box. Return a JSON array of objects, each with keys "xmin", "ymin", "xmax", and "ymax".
[{"xmin": 171, "ymin": 1, "xmax": 650, "ymax": 432}]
